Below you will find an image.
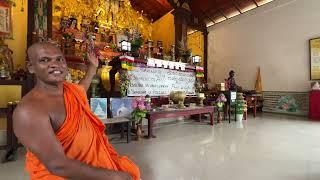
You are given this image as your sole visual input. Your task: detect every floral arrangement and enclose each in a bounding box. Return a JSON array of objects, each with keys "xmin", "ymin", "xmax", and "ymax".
[
  {"xmin": 195, "ymin": 81, "xmax": 204, "ymax": 93},
  {"xmin": 131, "ymin": 96, "xmax": 151, "ymax": 140},
  {"xmin": 130, "ymin": 36, "xmax": 143, "ymax": 57},
  {"xmin": 216, "ymin": 93, "xmax": 227, "ymax": 111},
  {"xmin": 68, "ymin": 68, "xmax": 85, "ymax": 83},
  {"xmin": 119, "ymin": 71, "xmax": 129, "ymax": 97},
  {"xmin": 131, "ymin": 96, "xmax": 151, "ymax": 121}
]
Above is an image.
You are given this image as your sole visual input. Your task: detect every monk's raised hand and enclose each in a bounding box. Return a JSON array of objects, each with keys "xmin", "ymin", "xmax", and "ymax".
[{"xmin": 87, "ymin": 52, "xmax": 99, "ymax": 68}]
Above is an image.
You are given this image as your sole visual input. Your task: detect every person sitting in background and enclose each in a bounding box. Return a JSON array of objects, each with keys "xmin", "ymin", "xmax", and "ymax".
[{"xmin": 225, "ymin": 70, "xmax": 237, "ymax": 91}]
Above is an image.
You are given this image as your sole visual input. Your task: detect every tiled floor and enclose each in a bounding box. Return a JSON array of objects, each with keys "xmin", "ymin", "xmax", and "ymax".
[{"xmin": 1, "ymin": 113, "xmax": 320, "ymax": 180}]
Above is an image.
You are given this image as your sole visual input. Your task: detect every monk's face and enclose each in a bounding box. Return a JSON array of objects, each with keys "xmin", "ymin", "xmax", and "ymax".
[{"xmin": 28, "ymin": 46, "xmax": 68, "ymax": 85}]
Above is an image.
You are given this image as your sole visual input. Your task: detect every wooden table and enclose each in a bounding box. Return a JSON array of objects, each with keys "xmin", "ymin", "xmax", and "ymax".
[
  {"xmin": 100, "ymin": 117, "xmax": 132, "ymax": 143},
  {"xmin": 146, "ymin": 106, "xmax": 215, "ymax": 138}
]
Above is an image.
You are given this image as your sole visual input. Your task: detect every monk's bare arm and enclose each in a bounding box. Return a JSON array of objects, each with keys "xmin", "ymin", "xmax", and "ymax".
[
  {"xmin": 79, "ymin": 53, "xmax": 99, "ymax": 91},
  {"xmin": 13, "ymin": 104, "xmax": 132, "ymax": 180}
]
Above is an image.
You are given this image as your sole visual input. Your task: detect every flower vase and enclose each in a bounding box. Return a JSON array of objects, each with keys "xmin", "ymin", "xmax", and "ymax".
[
  {"xmin": 136, "ymin": 124, "xmax": 142, "ymax": 141},
  {"xmin": 217, "ymin": 111, "xmax": 222, "ymax": 123},
  {"xmin": 236, "ymin": 114, "xmax": 243, "ymax": 122},
  {"xmin": 216, "ymin": 102, "xmax": 225, "ymax": 123}
]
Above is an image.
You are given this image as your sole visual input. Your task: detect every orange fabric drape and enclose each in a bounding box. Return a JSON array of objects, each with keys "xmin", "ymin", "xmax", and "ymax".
[{"xmin": 25, "ymin": 82, "xmax": 140, "ymax": 180}]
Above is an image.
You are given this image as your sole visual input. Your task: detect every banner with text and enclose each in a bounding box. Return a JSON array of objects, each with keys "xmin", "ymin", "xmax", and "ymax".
[{"xmin": 127, "ymin": 67, "xmax": 196, "ymax": 96}]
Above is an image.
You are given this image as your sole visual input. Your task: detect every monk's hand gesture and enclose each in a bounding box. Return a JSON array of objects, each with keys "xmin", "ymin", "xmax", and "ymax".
[
  {"xmin": 79, "ymin": 52, "xmax": 99, "ymax": 91},
  {"xmin": 87, "ymin": 52, "xmax": 99, "ymax": 68}
]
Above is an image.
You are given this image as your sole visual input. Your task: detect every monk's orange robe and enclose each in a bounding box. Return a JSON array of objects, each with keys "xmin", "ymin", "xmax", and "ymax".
[{"xmin": 25, "ymin": 82, "xmax": 140, "ymax": 180}]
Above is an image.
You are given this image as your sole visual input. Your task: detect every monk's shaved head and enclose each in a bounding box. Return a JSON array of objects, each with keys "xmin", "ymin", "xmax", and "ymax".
[
  {"xmin": 27, "ymin": 42, "xmax": 62, "ymax": 64},
  {"xmin": 26, "ymin": 42, "xmax": 67, "ymax": 80}
]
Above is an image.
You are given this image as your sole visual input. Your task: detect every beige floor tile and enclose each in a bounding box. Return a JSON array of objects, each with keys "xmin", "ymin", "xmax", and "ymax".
[{"xmin": 0, "ymin": 113, "xmax": 318, "ymax": 180}]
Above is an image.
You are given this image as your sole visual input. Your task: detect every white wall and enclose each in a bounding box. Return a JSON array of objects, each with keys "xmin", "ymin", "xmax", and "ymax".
[{"xmin": 207, "ymin": 0, "xmax": 320, "ymax": 92}]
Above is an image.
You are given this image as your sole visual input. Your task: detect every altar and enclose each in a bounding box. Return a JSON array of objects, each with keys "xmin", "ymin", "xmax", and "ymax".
[{"xmin": 146, "ymin": 106, "xmax": 215, "ymax": 138}]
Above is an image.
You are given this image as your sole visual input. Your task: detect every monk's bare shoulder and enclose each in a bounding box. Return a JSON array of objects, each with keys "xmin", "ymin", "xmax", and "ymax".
[{"xmin": 14, "ymin": 90, "xmax": 48, "ymax": 124}]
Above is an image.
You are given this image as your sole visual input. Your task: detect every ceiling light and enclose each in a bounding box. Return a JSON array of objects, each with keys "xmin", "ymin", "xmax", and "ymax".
[
  {"xmin": 206, "ymin": 22, "xmax": 214, "ymax": 27},
  {"xmin": 215, "ymin": 17, "xmax": 227, "ymax": 23},
  {"xmin": 242, "ymin": 4, "xmax": 257, "ymax": 13},
  {"xmin": 257, "ymin": 0, "xmax": 274, "ymax": 6},
  {"xmin": 227, "ymin": 11, "xmax": 241, "ymax": 18}
]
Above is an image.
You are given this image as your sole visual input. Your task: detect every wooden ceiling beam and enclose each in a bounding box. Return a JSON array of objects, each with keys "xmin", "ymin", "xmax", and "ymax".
[
  {"xmin": 130, "ymin": 0, "xmax": 173, "ymax": 21},
  {"xmin": 141, "ymin": 0, "xmax": 168, "ymax": 13},
  {"xmin": 193, "ymin": 1, "xmax": 216, "ymax": 25},
  {"xmin": 231, "ymin": 0, "xmax": 243, "ymax": 14},
  {"xmin": 131, "ymin": 0, "xmax": 264, "ymax": 24},
  {"xmin": 252, "ymin": 0, "xmax": 259, "ymax": 7},
  {"xmin": 218, "ymin": 9, "xmax": 228, "ymax": 19},
  {"xmin": 200, "ymin": 9, "xmax": 216, "ymax": 25}
]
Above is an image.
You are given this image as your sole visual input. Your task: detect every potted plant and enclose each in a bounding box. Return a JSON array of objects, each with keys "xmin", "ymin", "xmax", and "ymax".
[
  {"xmin": 130, "ymin": 37, "xmax": 143, "ymax": 57},
  {"xmin": 216, "ymin": 93, "xmax": 227, "ymax": 123},
  {"xmin": 235, "ymin": 93, "xmax": 247, "ymax": 121},
  {"xmin": 177, "ymin": 40, "xmax": 192, "ymax": 63},
  {"xmin": 131, "ymin": 96, "xmax": 151, "ymax": 140}
]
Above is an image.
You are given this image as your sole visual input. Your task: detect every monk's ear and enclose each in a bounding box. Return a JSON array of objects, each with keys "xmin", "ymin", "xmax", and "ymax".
[{"xmin": 27, "ymin": 61, "xmax": 35, "ymax": 74}]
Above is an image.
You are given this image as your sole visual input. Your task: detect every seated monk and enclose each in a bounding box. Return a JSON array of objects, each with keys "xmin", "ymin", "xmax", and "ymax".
[{"xmin": 13, "ymin": 42, "xmax": 140, "ymax": 180}]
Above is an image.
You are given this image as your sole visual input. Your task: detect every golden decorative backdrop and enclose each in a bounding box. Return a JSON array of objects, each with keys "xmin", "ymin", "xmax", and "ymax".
[{"xmin": 53, "ymin": 0, "xmax": 152, "ymax": 39}]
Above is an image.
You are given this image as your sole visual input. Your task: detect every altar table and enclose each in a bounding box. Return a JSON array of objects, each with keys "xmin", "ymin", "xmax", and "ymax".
[{"xmin": 146, "ymin": 106, "xmax": 215, "ymax": 138}]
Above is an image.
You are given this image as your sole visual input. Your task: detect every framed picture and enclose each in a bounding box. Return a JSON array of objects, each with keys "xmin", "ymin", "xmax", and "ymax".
[
  {"xmin": 90, "ymin": 98, "xmax": 108, "ymax": 118},
  {"xmin": 310, "ymin": 38, "xmax": 320, "ymax": 80},
  {"xmin": 110, "ymin": 98, "xmax": 133, "ymax": 118},
  {"xmin": 0, "ymin": 2, "xmax": 12, "ymax": 37}
]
